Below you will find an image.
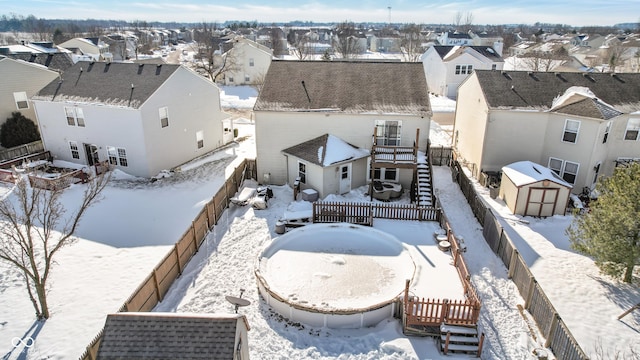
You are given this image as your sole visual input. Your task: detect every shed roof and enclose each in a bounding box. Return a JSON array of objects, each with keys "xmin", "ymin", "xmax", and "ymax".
[
  {"xmin": 474, "ymin": 70, "xmax": 640, "ymax": 113},
  {"xmin": 502, "ymin": 161, "xmax": 572, "ymax": 188},
  {"xmin": 34, "ymin": 61, "xmax": 181, "ymax": 108},
  {"xmin": 96, "ymin": 312, "xmax": 248, "ymax": 360},
  {"xmin": 254, "ymin": 60, "xmax": 431, "ymax": 115},
  {"xmin": 283, "ymin": 134, "xmax": 370, "ymax": 167}
]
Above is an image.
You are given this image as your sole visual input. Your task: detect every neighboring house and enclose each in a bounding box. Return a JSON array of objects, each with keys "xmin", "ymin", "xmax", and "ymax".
[
  {"xmin": 453, "ymin": 70, "xmax": 640, "ymax": 193},
  {"xmin": 469, "ymin": 31, "xmax": 504, "ymax": 56},
  {"xmin": 0, "ymin": 42, "xmax": 74, "ymax": 71},
  {"xmin": 0, "ymin": 56, "xmax": 59, "ymax": 141},
  {"xmin": 32, "ymin": 61, "xmax": 231, "ymax": 178},
  {"xmin": 58, "ymin": 37, "xmax": 111, "ymax": 62},
  {"xmin": 96, "ymin": 312, "xmax": 250, "ymax": 360},
  {"xmin": 437, "ymin": 31, "xmax": 473, "ymax": 46},
  {"xmin": 421, "ymin": 45, "xmax": 504, "ymax": 98},
  {"xmin": 221, "ymin": 36, "xmax": 273, "ymax": 86},
  {"xmin": 254, "ymin": 60, "xmax": 431, "ymax": 200}
]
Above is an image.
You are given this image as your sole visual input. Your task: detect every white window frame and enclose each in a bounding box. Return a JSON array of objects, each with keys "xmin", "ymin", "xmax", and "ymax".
[
  {"xmin": 244, "ymin": 74, "xmax": 250, "ymax": 82},
  {"xmin": 107, "ymin": 146, "xmax": 128, "ymax": 167},
  {"xmin": 196, "ymin": 130, "xmax": 204, "ymax": 149},
  {"xmin": 562, "ymin": 119, "xmax": 580, "ymax": 143},
  {"xmin": 603, "ymin": 121, "xmax": 611, "ymax": 143},
  {"xmin": 117, "ymin": 148, "xmax": 128, "ymax": 167},
  {"xmin": 69, "ymin": 141, "xmax": 80, "ymax": 159},
  {"xmin": 249, "ymin": 58, "xmax": 254, "ymax": 67},
  {"xmin": 548, "ymin": 157, "xmax": 579, "ymax": 184},
  {"xmin": 624, "ymin": 118, "xmax": 640, "ymax": 141},
  {"xmin": 65, "ymin": 107, "xmax": 85, "ymax": 127},
  {"xmin": 159, "ymin": 107, "xmax": 169, "ymax": 128},
  {"xmin": 298, "ymin": 161, "xmax": 307, "ymax": 184},
  {"xmin": 374, "ymin": 120, "xmax": 402, "ymax": 146},
  {"xmin": 13, "ymin": 92, "xmax": 29, "ymax": 110},
  {"xmin": 76, "ymin": 108, "xmax": 85, "ymax": 127},
  {"xmin": 455, "ymin": 64, "xmax": 473, "ymax": 75}
]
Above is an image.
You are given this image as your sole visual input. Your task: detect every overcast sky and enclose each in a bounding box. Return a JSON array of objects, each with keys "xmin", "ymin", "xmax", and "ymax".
[{"xmin": 1, "ymin": 0, "xmax": 638, "ymax": 27}]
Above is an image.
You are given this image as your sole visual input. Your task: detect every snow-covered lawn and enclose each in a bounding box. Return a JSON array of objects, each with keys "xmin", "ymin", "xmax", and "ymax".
[{"xmin": 1, "ymin": 88, "xmax": 638, "ymax": 360}]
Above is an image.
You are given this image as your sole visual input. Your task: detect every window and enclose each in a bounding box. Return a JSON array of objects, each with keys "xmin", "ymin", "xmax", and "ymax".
[
  {"xmin": 249, "ymin": 58, "xmax": 254, "ymax": 67},
  {"xmin": 298, "ymin": 162, "xmax": 306, "ymax": 183},
  {"xmin": 228, "ymin": 76, "xmax": 234, "ymax": 83},
  {"xmin": 65, "ymin": 107, "xmax": 85, "ymax": 127},
  {"xmin": 69, "ymin": 141, "xmax": 80, "ymax": 159},
  {"xmin": 562, "ymin": 119, "xmax": 580, "ymax": 143},
  {"xmin": 117, "ymin": 148, "xmax": 128, "ymax": 167},
  {"xmin": 375, "ymin": 120, "xmax": 402, "ymax": 146},
  {"xmin": 548, "ymin": 157, "xmax": 579, "ymax": 184},
  {"xmin": 107, "ymin": 146, "xmax": 128, "ymax": 167},
  {"xmin": 76, "ymin": 108, "xmax": 85, "ymax": 127},
  {"xmin": 455, "ymin": 64, "xmax": 473, "ymax": 75},
  {"xmin": 593, "ymin": 162, "xmax": 600, "ymax": 185},
  {"xmin": 196, "ymin": 130, "xmax": 204, "ymax": 149},
  {"xmin": 373, "ymin": 167, "xmax": 398, "ymax": 182},
  {"xmin": 245, "ymin": 75, "xmax": 250, "ymax": 82},
  {"xmin": 624, "ymin": 118, "xmax": 640, "ymax": 140},
  {"xmin": 13, "ymin": 92, "xmax": 28, "ymax": 109},
  {"xmin": 159, "ymin": 107, "xmax": 169, "ymax": 128},
  {"xmin": 603, "ymin": 121, "xmax": 611, "ymax": 143},
  {"xmin": 491, "ymin": 64, "xmax": 497, "ymax": 70}
]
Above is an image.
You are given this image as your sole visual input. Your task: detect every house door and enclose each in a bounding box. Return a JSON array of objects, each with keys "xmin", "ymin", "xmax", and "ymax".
[
  {"xmin": 525, "ymin": 188, "xmax": 559, "ymax": 217},
  {"xmin": 83, "ymin": 144, "xmax": 100, "ymax": 166},
  {"xmin": 339, "ymin": 164, "xmax": 352, "ymax": 194}
]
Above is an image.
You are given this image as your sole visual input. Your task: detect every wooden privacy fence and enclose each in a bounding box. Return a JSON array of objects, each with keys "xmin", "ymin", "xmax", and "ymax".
[
  {"xmin": 450, "ymin": 161, "xmax": 588, "ymax": 360},
  {"xmin": 312, "ymin": 202, "xmax": 439, "ymax": 224},
  {"xmin": 79, "ymin": 159, "xmax": 255, "ymax": 360},
  {"xmin": 0, "ymin": 140, "xmax": 44, "ymax": 162}
]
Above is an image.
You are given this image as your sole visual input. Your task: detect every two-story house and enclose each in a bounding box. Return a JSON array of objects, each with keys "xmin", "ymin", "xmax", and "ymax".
[
  {"xmin": 254, "ymin": 60, "xmax": 432, "ymax": 200},
  {"xmin": 221, "ymin": 36, "xmax": 273, "ymax": 86},
  {"xmin": 0, "ymin": 56, "xmax": 60, "ymax": 141},
  {"xmin": 437, "ymin": 31, "xmax": 473, "ymax": 46},
  {"xmin": 58, "ymin": 37, "xmax": 111, "ymax": 62},
  {"xmin": 32, "ymin": 61, "xmax": 230, "ymax": 178},
  {"xmin": 453, "ymin": 70, "xmax": 640, "ymax": 193},
  {"xmin": 421, "ymin": 45, "xmax": 504, "ymax": 99}
]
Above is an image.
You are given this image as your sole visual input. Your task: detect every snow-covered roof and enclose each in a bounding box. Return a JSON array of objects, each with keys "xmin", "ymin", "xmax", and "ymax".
[
  {"xmin": 502, "ymin": 160, "xmax": 572, "ymax": 188},
  {"xmin": 282, "ymin": 134, "xmax": 370, "ymax": 167}
]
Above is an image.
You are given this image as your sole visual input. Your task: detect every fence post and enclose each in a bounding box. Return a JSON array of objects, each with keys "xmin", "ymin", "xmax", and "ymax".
[
  {"xmin": 544, "ymin": 313, "xmax": 560, "ymax": 347},
  {"xmin": 153, "ymin": 269, "xmax": 163, "ymax": 302},
  {"xmin": 507, "ymin": 249, "xmax": 519, "ymax": 279},
  {"xmin": 174, "ymin": 243, "xmax": 182, "ymax": 275},
  {"xmin": 524, "ymin": 277, "xmax": 536, "ymax": 309},
  {"xmin": 192, "ymin": 221, "xmax": 200, "ymax": 251}
]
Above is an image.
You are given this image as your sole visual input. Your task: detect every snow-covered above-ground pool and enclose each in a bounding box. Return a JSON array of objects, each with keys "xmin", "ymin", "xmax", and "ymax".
[{"xmin": 256, "ymin": 223, "xmax": 415, "ymax": 328}]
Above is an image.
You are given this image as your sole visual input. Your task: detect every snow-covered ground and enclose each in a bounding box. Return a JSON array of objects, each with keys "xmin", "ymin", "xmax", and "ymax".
[{"xmin": 1, "ymin": 87, "xmax": 638, "ymax": 360}]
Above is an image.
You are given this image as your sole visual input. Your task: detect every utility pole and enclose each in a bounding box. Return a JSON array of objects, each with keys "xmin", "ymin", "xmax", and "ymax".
[{"xmin": 387, "ymin": 6, "xmax": 392, "ymax": 25}]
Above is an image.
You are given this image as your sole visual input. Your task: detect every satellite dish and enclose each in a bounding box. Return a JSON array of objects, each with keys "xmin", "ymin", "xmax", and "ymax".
[{"xmin": 226, "ymin": 288, "xmax": 251, "ymax": 313}]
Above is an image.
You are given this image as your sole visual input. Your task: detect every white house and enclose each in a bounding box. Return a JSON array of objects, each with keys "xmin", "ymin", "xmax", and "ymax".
[
  {"xmin": 437, "ymin": 31, "xmax": 473, "ymax": 46},
  {"xmin": 32, "ymin": 61, "xmax": 230, "ymax": 178},
  {"xmin": 221, "ymin": 36, "xmax": 273, "ymax": 86},
  {"xmin": 453, "ymin": 70, "xmax": 640, "ymax": 193},
  {"xmin": 0, "ymin": 56, "xmax": 59, "ymax": 138},
  {"xmin": 254, "ymin": 60, "xmax": 432, "ymax": 201},
  {"xmin": 421, "ymin": 45, "xmax": 504, "ymax": 99},
  {"xmin": 58, "ymin": 37, "xmax": 111, "ymax": 62}
]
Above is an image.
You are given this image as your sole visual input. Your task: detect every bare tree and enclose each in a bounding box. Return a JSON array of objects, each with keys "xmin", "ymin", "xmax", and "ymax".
[
  {"xmin": 453, "ymin": 11, "xmax": 474, "ymax": 32},
  {"xmin": 603, "ymin": 42, "xmax": 630, "ymax": 72},
  {"xmin": 332, "ymin": 21, "xmax": 363, "ymax": 59},
  {"xmin": 269, "ymin": 26, "xmax": 286, "ymax": 57},
  {"xmin": 292, "ymin": 33, "xmax": 313, "ymax": 60},
  {"xmin": 519, "ymin": 46, "xmax": 569, "ymax": 71},
  {"xmin": 400, "ymin": 23, "xmax": 423, "ymax": 62},
  {"xmin": 0, "ymin": 173, "xmax": 109, "ymax": 320},
  {"xmin": 191, "ymin": 22, "xmax": 218, "ymax": 80},
  {"xmin": 213, "ymin": 46, "xmax": 241, "ymax": 83}
]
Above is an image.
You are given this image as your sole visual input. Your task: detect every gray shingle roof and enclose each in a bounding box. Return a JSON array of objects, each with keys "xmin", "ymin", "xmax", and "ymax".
[
  {"xmin": 5, "ymin": 52, "xmax": 74, "ymax": 72},
  {"xmin": 474, "ymin": 70, "xmax": 640, "ymax": 113},
  {"xmin": 35, "ymin": 61, "xmax": 181, "ymax": 108},
  {"xmin": 96, "ymin": 313, "xmax": 247, "ymax": 360},
  {"xmin": 551, "ymin": 97, "xmax": 623, "ymax": 120},
  {"xmin": 254, "ymin": 60, "xmax": 431, "ymax": 115},
  {"xmin": 433, "ymin": 45, "xmax": 504, "ymax": 62}
]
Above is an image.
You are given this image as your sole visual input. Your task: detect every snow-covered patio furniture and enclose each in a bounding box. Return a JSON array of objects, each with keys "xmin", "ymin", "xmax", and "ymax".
[{"xmin": 230, "ymin": 186, "xmax": 257, "ymax": 206}]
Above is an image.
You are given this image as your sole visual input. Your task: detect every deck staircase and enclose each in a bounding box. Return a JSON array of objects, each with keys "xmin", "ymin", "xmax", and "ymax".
[
  {"xmin": 440, "ymin": 323, "xmax": 484, "ymax": 356},
  {"xmin": 415, "ymin": 157, "xmax": 434, "ymax": 207}
]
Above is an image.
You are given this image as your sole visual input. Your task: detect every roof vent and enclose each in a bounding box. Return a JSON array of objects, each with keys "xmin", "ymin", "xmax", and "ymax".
[
  {"xmin": 611, "ymin": 73, "xmax": 625, "ymax": 83},
  {"xmin": 582, "ymin": 72, "xmax": 595, "ymax": 82},
  {"xmin": 501, "ymin": 71, "xmax": 512, "ymax": 80}
]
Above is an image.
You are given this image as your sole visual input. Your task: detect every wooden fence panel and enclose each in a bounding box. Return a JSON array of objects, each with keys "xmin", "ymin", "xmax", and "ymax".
[
  {"xmin": 528, "ymin": 283, "xmax": 557, "ymax": 337},
  {"xmin": 511, "ymin": 255, "xmax": 533, "ymax": 297},
  {"xmin": 193, "ymin": 209, "xmax": 209, "ymax": 244},
  {"xmin": 482, "ymin": 210, "xmax": 502, "ymax": 253},
  {"xmin": 497, "ymin": 232, "xmax": 514, "ymax": 269},
  {"xmin": 124, "ymin": 275, "xmax": 159, "ymax": 312},
  {"xmin": 0, "ymin": 140, "xmax": 44, "ymax": 162},
  {"xmin": 549, "ymin": 320, "xmax": 589, "ymax": 360},
  {"xmin": 429, "ymin": 146, "xmax": 453, "ymax": 166}
]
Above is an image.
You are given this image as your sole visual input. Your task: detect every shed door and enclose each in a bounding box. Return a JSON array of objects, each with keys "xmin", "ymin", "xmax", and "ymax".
[
  {"xmin": 526, "ymin": 188, "xmax": 559, "ymax": 217},
  {"xmin": 339, "ymin": 164, "xmax": 352, "ymax": 194}
]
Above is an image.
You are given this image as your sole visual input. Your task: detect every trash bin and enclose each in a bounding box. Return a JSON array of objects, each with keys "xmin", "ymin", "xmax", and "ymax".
[
  {"xmin": 275, "ymin": 221, "xmax": 286, "ymax": 234},
  {"xmin": 489, "ymin": 185, "xmax": 499, "ymax": 199}
]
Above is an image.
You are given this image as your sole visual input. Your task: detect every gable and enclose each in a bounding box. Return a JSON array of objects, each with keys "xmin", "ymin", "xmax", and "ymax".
[
  {"xmin": 283, "ymin": 134, "xmax": 370, "ymax": 167},
  {"xmin": 255, "ymin": 61, "xmax": 431, "ymax": 115},
  {"xmin": 34, "ymin": 61, "xmax": 181, "ymax": 108},
  {"xmin": 475, "ymin": 70, "xmax": 640, "ymax": 113}
]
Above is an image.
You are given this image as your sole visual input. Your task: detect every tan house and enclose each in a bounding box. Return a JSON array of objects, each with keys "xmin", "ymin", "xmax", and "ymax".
[
  {"xmin": 453, "ymin": 70, "xmax": 640, "ymax": 194},
  {"xmin": 221, "ymin": 36, "xmax": 273, "ymax": 86},
  {"xmin": 254, "ymin": 60, "xmax": 432, "ymax": 201},
  {"xmin": 96, "ymin": 312, "xmax": 250, "ymax": 360},
  {"xmin": 0, "ymin": 56, "xmax": 59, "ymax": 141},
  {"xmin": 500, "ymin": 160, "xmax": 572, "ymax": 217}
]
